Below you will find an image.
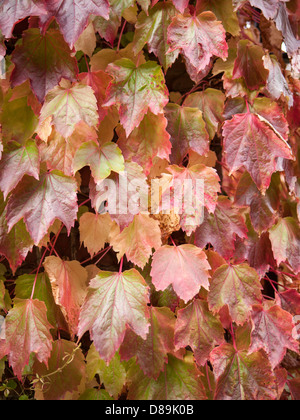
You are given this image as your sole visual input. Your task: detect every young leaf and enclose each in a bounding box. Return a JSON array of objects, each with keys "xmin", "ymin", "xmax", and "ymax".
[
  {"xmin": 208, "ymin": 263, "xmax": 263, "ymax": 324},
  {"xmin": 4, "ymin": 299, "xmax": 53, "ymax": 380},
  {"xmin": 78, "ymin": 269, "xmax": 150, "ymax": 362},
  {"xmin": 73, "ymin": 140, "xmax": 124, "ymax": 183},
  {"xmin": 150, "ymin": 244, "xmax": 211, "ymax": 303},
  {"xmin": 167, "ymin": 11, "xmax": 228, "ymax": 81},
  {"xmin": 40, "ymin": 81, "xmax": 99, "ymax": 138},
  {"xmin": 6, "ymin": 169, "xmax": 78, "ymax": 245},
  {"xmin": 11, "ymin": 28, "xmax": 78, "ymax": 103},
  {"xmin": 175, "ymin": 299, "xmax": 224, "ymax": 366},
  {"xmin": 269, "ymin": 217, "xmax": 300, "ymax": 274},
  {"xmin": 249, "ymin": 303, "xmax": 299, "ymax": 368},
  {"xmin": 104, "ymin": 58, "xmax": 169, "ymax": 136},
  {"xmin": 119, "ymin": 306, "xmax": 176, "ymax": 379}
]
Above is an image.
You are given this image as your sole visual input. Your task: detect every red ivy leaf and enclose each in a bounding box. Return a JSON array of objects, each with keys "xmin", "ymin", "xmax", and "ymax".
[
  {"xmin": 6, "ymin": 169, "xmax": 78, "ymax": 245},
  {"xmin": 150, "ymin": 244, "xmax": 211, "ymax": 303}
]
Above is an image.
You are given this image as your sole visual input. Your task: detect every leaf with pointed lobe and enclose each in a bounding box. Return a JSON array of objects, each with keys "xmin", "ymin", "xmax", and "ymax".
[
  {"xmin": 0, "ymin": 140, "xmax": 39, "ymax": 200},
  {"xmin": 4, "ymin": 299, "xmax": 53, "ymax": 380},
  {"xmin": 232, "ymin": 40, "xmax": 269, "ymax": 91},
  {"xmin": 175, "ymin": 299, "xmax": 224, "ymax": 366},
  {"xmin": 133, "ymin": 2, "xmax": 179, "ymax": 71},
  {"xmin": 222, "ymin": 110, "xmax": 293, "ymax": 192},
  {"xmin": 40, "ymin": 81, "xmax": 99, "ymax": 138},
  {"xmin": 73, "ymin": 140, "xmax": 125, "ymax": 183},
  {"xmin": 79, "ymin": 212, "xmax": 116, "ymax": 257},
  {"xmin": 196, "ymin": 0, "xmax": 240, "ymax": 35},
  {"xmin": 93, "ymin": 9, "xmax": 120, "ymax": 46},
  {"xmin": 39, "ymin": 0, "xmax": 109, "ymax": 48},
  {"xmin": 150, "ymin": 244, "xmax": 211, "ymax": 303},
  {"xmin": 74, "ymin": 21, "xmax": 97, "ymax": 57},
  {"xmin": 167, "ymin": 11, "xmax": 228, "ymax": 82},
  {"xmin": 127, "ymin": 353, "xmax": 206, "ymax": 400},
  {"xmin": 0, "ymin": 0, "xmax": 47, "ymax": 38},
  {"xmin": 269, "ymin": 217, "xmax": 300, "ymax": 274},
  {"xmin": 33, "ymin": 339, "xmax": 85, "ymax": 400},
  {"xmin": 86, "ymin": 343, "xmax": 126, "ymax": 398},
  {"xmin": 104, "ymin": 58, "xmax": 169, "ymax": 137},
  {"xmin": 110, "ymin": 213, "xmax": 162, "ymax": 269},
  {"xmin": 43, "ymin": 256, "xmax": 88, "ymax": 336},
  {"xmin": 195, "ymin": 196, "xmax": 248, "ymax": 260},
  {"xmin": 120, "ymin": 306, "xmax": 176, "ymax": 379},
  {"xmin": 249, "ymin": 303, "xmax": 299, "ymax": 368},
  {"xmin": 117, "ymin": 112, "xmax": 171, "ymax": 175},
  {"xmin": 183, "ymin": 88, "xmax": 225, "ymax": 140},
  {"xmin": 90, "ymin": 43, "xmax": 146, "ymax": 72},
  {"xmin": 288, "ymin": 377, "xmax": 300, "ymax": 400},
  {"xmin": 78, "ymin": 268, "xmax": 150, "ymax": 363},
  {"xmin": 263, "ymin": 54, "xmax": 293, "ymax": 107},
  {"xmin": 164, "ymin": 103, "xmax": 209, "ymax": 165},
  {"xmin": 39, "ymin": 123, "xmax": 97, "ymax": 176},
  {"xmin": 11, "ymin": 28, "xmax": 78, "ymax": 103},
  {"xmin": 6, "ymin": 168, "xmax": 78, "ymax": 245},
  {"xmin": 208, "ymin": 263, "xmax": 263, "ymax": 325},
  {"xmin": 279, "ymin": 289, "xmax": 300, "ymax": 316},
  {"xmin": 0, "ymin": 196, "xmax": 34, "ymax": 274},
  {"xmin": 210, "ymin": 342, "xmax": 277, "ymax": 400}
]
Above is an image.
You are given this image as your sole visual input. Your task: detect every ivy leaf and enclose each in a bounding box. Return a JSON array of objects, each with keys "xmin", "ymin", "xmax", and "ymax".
[
  {"xmin": 4, "ymin": 299, "xmax": 53, "ymax": 380},
  {"xmin": 43, "ymin": 256, "xmax": 88, "ymax": 336},
  {"xmin": 195, "ymin": 196, "xmax": 248, "ymax": 260},
  {"xmin": 0, "ymin": 140, "xmax": 40, "ymax": 200},
  {"xmin": 269, "ymin": 217, "xmax": 300, "ymax": 274},
  {"xmin": 79, "ymin": 212, "xmax": 116, "ymax": 257},
  {"xmin": 11, "ymin": 28, "xmax": 78, "ymax": 103},
  {"xmin": 263, "ymin": 54, "xmax": 293, "ymax": 107},
  {"xmin": 133, "ymin": 2, "xmax": 179, "ymax": 71},
  {"xmin": 127, "ymin": 353, "xmax": 207, "ymax": 400},
  {"xmin": 6, "ymin": 169, "xmax": 78, "ymax": 245},
  {"xmin": 40, "ymin": 81, "xmax": 99, "ymax": 138},
  {"xmin": 86, "ymin": 344, "xmax": 126, "ymax": 398},
  {"xmin": 222, "ymin": 110, "xmax": 293, "ymax": 192},
  {"xmin": 183, "ymin": 88, "xmax": 225, "ymax": 140},
  {"xmin": 33, "ymin": 339, "xmax": 85, "ymax": 400},
  {"xmin": 249, "ymin": 303, "xmax": 299, "ymax": 368},
  {"xmin": 78, "ymin": 268, "xmax": 150, "ymax": 363},
  {"xmin": 73, "ymin": 140, "xmax": 125, "ymax": 183},
  {"xmin": 196, "ymin": 0, "xmax": 240, "ymax": 36},
  {"xmin": 0, "ymin": 196, "xmax": 34, "ymax": 274},
  {"xmin": 110, "ymin": 214, "xmax": 162, "ymax": 269},
  {"xmin": 40, "ymin": 0, "xmax": 110, "ymax": 48},
  {"xmin": 0, "ymin": 0, "xmax": 47, "ymax": 38},
  {"xmin": 164, "ymin": 103, "xmax": 209, "ymax": 164},
  {"xmin": 210, "ymin": 343, "xmax": 277, "ymax": 400},
  {"xmin": 172, "ymin": 0, "xmax": 189, "ymax": 13},
  {"xmin": 208, "ymin": 263, "xmax": 263, "ymax": 324},
  {"xmin": 104, "ymin": 58, "xmax": 169, "ymax": 137},
  {"xmin": 119, "ymin": 306, "xmax": 176, "ymax": 379},
  {"xmin": 150, "ymin": 244, "xmax": 211, "ymax": 303},
  {"xmin": 232, "ymin": 40, "xmax": 269, "ymax": 90},
  {"xmin": 175, "ymin": 299, "xmax": 224, "ymax": 366},
  {"xmin": 167, "ymin": 11, "xmax": 228, "ymax": 81},
  {"xmin": 117, "ymin": 112, "xmax": 171, "ymax": 176}
]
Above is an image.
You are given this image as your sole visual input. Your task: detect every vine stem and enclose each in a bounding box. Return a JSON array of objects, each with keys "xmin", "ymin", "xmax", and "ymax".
[
  {"xmin": 119, "ymin": 256, "xmax": 124, "ymax": 274},
  {"xmin": 117, "ymin": 19, "xmax": 126, "ymax": 52},
  {"xmin": 230, "ymin": 322, "xmax": 237, "ymax": 351}
]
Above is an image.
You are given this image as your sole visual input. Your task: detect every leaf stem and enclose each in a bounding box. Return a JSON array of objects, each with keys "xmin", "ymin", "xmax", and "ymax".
[{"xmin": 117, "ymin": 19, "xmax": 127, "ymax": 53}]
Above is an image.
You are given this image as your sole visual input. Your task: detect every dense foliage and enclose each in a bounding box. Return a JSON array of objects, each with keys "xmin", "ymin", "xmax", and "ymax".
[{"xmin": 0, "ymin": 0, "xmax": 299, "ymax": 401}]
